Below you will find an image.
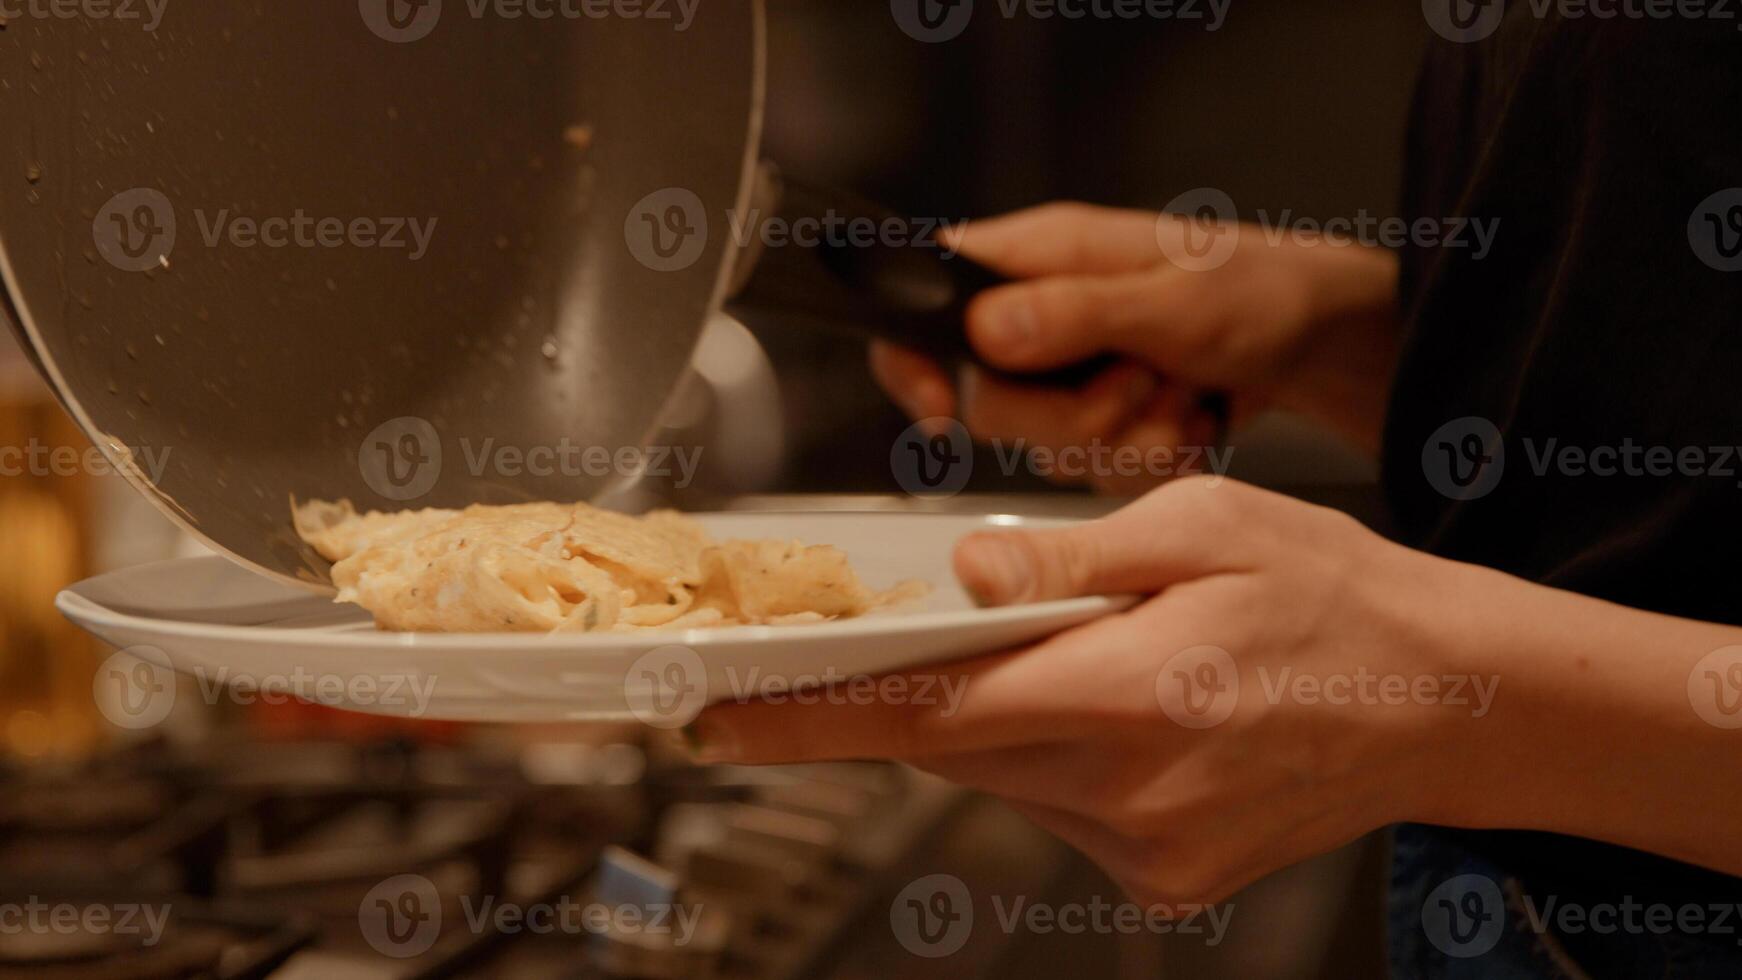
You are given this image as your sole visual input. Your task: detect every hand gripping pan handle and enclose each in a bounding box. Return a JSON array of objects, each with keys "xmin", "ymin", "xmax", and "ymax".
[{"xmin": 723, "ymin": 167, "xmax": 1112, "ymax": 389}]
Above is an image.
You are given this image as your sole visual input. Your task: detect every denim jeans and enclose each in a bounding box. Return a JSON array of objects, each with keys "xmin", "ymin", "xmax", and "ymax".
[{"xmin": 1388, "ymin": 825, "xmax": 1742, "ymax": 979}]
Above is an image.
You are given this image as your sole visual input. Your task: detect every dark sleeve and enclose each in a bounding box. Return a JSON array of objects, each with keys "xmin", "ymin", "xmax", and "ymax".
[
  {"xmin": 1383, "ymin": 14, "xmax": 1742, "ymax": 627},
  {"xmin": 1381, "ymin": 14, "xmax": 1742, "ymax": 914}
]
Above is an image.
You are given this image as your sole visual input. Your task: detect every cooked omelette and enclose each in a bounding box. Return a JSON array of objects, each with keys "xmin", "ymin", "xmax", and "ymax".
[{"xmin": 292, "ymin": 499, "xmax": 926, "ymax": 634}]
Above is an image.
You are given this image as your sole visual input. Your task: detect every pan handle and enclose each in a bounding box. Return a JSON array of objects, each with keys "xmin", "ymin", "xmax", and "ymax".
[{"xmin": 722, "ymin": 168, "xmax": 1111, "ymax": 389}]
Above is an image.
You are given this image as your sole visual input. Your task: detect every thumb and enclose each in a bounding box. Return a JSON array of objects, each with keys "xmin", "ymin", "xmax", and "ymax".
[{"xmin": 952, "ymin": 489, "xmax": 1234, "ymax": 605}]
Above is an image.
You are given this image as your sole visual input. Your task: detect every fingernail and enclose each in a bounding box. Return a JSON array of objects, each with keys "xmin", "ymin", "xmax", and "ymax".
[
  {"xmin": 682, "ymin": 717, "xmax": 738, "ymax": 764},
  {"xmin": 960, "ymin": 535, "xmax": 1034, "ymax": 606}
]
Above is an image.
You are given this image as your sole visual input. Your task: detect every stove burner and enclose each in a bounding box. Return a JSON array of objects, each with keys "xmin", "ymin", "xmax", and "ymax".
[{"xmin": 0, "ymin": 735, "xmax": 967, "ymax": 979}]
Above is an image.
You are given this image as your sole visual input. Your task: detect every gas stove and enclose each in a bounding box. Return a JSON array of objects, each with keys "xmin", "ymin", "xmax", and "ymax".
[{"xmin": 0, "ymin": 732, "xmax": 1004, "ymax": 980}]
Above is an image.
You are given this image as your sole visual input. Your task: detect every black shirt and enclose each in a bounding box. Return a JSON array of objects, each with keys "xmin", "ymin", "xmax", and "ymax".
[{"xmin": 1381, "ymin": 7, "xmax": 1742, "ymax": 939}]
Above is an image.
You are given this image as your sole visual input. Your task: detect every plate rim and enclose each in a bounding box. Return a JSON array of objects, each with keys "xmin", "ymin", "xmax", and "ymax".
[{"xmin": 57, "ymin": 511, "xmax": 1131, "ymax": 652}]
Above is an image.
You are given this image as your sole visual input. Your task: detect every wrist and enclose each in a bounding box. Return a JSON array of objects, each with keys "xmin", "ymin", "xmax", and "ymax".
[
  {"xmin": 1345, "ymin": 539, "xmax": 1502, "ymax": 827},
  {"xmin": 1273, "ymin": 244, "xmax": 1402, "ymax": 452}
]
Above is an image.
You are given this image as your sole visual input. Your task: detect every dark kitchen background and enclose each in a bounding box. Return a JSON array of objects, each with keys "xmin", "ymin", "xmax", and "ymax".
[
  {"xmin": 757, "ymin": 0, "xmax": 1422, "ymax": 494},
  {"xmin": 0, "ymin": 1, "xmax": 1426, "ymax": 976}
]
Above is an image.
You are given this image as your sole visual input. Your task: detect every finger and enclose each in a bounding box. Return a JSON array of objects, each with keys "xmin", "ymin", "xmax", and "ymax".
[
  {"xmin": 963, "ymin": 271, "xmax": 1181, "ymax": 373},
  {"xmin": 1088, "ymin": 388, "xmax": 1201, "ymax": 495},
  {"xmin": 685, "ymin": 611, "xmax": 1148, "ymax": 765},
  {"xmin": 1077, "ymin": 387, "xmax": 1199, "ymax": 496},
  {"xmin": 953, "ymin": 482, "xmax": 1244, "ymax": 605},
  {"xmin": 869, "ymin": 342, "xmax": 956, "ymax": 422},
  {"xmin": 944, "ymin": 203, "xmax": 1167, "ymax": 277},
  {"xmin": 958, "ymin": 362, "xmax": 1158, "ymax": 450}
]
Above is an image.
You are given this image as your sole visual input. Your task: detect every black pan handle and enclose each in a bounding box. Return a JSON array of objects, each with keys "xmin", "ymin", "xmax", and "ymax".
[{"xmin": 722, "ymin": 170, "xmax": 1110, "ymax": 389}]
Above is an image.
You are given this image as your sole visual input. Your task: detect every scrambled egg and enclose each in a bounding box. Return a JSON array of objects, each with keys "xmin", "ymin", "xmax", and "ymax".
[{"xmin": 292, "ymin": 499, "xmax": 924, "ymax": 634}]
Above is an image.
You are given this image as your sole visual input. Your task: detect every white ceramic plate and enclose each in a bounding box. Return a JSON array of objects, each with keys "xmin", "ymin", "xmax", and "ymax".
[{"xmin": 59, "ymin": 513, "xmax": 1130, "ymax": 724}]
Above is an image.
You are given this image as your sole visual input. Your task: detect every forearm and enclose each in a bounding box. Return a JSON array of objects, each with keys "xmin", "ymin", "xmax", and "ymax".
[{"xmin": 1409, "ymin": 553, "xmax": 1742, "ymax": 877}]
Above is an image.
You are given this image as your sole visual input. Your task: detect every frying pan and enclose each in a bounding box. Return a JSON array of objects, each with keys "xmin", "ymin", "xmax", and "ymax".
[{"xmin": 1, "ymin": 1, "xmax": 1197, "ymax": 590}]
